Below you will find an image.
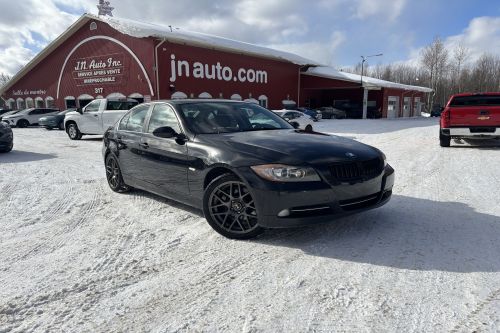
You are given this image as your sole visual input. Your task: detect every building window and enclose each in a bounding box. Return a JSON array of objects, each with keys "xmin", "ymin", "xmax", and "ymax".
[
  {"xmin": 26, "ymin": 97, "xmax": 34, "ymax": 108},
  {"xmin": 230, "ymin": 94, "xmax": 242, "ymax": 101},
  {"xmin": 65, "ymin": 96, "xmax": 76, "ymax": 109},
  {"xmin": 106, "ymin": 92, "xmax": 126, "ymax": 99},
  {"xmin": 17, "ymin": 98, "xmax": 25, "ymax": 110},
  {"xmin": 90, "ymin": 22, "xmax": 97, "ymax": 31},
  {"xmin": 35, "ymin": 97, "xmax": 44, "ymax": 108},
  {"xmin": 45, "ymin": 97, "xmax": 55, "ymax": 108},
  {"xmin": 258, "ymin": 95, "xmax": 268, "ymax": 108},
  {"xmin": 128, "ymin": 93, "xmax": 144, "ymax": 103},
  {"xmin": 171, "ymin": 91, "xmax": 187, "ymax": 99},
  {"xmin": 77, "ymin": 94, "xmax": 94, "ymax": 108},
  {"xmin": 7, "ymin": 99, "xmax": 15, "ymax": 110},
  {"xmin": 198, "ymin": 92, "xmax": 212, "ymax": 99},
  {"xmin": 244, "ymin": 98, "xmax": 259, "ymax": 104}
]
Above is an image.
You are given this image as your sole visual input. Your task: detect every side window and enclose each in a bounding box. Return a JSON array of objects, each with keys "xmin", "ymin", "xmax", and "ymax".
[
  {"xmin": 124, "ymin": 105, "xmax": 149, "ymax": 132},
  {"xmin": 29, "ymin": 109, "xmax": 41, "ymax": 115},
  {"xmin": 147, "ymin": 104, "xmax": 181, "ymax": 134},
  {"xmin": 84, "ymin": 100, "xmax": 100, "ymax": 112}
]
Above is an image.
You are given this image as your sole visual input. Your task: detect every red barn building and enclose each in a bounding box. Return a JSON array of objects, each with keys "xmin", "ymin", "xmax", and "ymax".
[{"xmin": 0, "ymin": 14, "xmax": 431, "ymax": 118}]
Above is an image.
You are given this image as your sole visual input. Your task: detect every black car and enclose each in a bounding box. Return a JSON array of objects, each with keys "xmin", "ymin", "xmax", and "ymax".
[
  {"xmin": 103, "ymin": 100, "xmax": 394, "ymax": 239},
  {"xmin": 0, "ymin": 122, "xmax": 13, "ymax": 153},
  {"xmin": 39, "ymin": 109, "xmax": 76, "ymax": 130}
]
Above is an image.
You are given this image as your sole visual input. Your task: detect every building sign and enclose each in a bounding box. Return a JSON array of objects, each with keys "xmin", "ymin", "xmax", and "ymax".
[
  {"xmin": 72, "ymin": 53, "xmax": 125, "ymax": 86},
  {"xmin": 12, "ymin": 89, "xmax": 47, "ymax": 96},
  {"xmin": 169, "ymin": 54, "xmax": 268, "ymax": 84}
]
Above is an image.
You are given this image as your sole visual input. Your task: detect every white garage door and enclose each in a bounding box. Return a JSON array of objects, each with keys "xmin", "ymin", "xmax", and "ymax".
[{"xmin": 387, "ymin": 96, "xmax": 399, "ymax": 118}]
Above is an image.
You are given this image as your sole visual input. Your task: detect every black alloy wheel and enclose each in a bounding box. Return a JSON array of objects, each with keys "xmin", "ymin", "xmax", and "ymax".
[
  {"xmin": 203, "ymin": 174, "xmax": 263, "ymax": 239},
  {"xmin": 17, "ymin": 119, "xmax": 29, "ymax": 128},
  {"xmin": 105, "ymin": 154, "xmax": 130, "ymax": 193}
]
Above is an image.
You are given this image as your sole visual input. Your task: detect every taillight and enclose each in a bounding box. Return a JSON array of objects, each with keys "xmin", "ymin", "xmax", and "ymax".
[{"xmin": 441, "ymin": 108, "xmax": 451, "ymax": 128}]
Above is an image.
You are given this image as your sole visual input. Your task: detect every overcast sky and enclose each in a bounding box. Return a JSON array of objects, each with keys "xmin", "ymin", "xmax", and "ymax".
[{"xmin": 0, "ymin": 0, "xmax": 499, "ymax": 76}]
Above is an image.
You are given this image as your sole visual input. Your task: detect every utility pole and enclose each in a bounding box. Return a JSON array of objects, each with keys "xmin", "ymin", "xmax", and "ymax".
[{"xmin": 360, "ymin": 53, "xmax": 383, "ymax": 119}]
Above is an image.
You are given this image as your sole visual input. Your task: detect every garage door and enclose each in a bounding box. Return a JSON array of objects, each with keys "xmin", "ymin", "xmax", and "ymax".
[
  {"xmin": 387, "ymin": 96, "xmax": 399, "ymax": 118},
  {"xmin": 403, "ymin": 97, "xmax": 411, "ymax": 117}
]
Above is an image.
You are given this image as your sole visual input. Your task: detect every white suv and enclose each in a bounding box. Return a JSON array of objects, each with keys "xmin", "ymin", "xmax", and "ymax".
[{"xmin": 2, "ymin": 108, "xmax": 59, "ymax": 128}]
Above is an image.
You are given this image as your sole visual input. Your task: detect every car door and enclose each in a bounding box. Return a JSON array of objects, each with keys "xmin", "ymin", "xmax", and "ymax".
[
  {"xmin": 26, "ymin": 109, "xmax": 41, "ymax": 124},
  {"xmin": 79, "ymin": 100, "xmax": 102, "ymax": 134},
  {"xmin": 139, "ymin": 103, "xmax": 190, "ymax": 199},
  {"xmin": 115, "ymin": 104, "xmax": 151, "ymax": 181}
]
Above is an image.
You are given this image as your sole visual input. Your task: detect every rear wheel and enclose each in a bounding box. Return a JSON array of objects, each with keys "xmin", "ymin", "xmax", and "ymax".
[
  {"xmin": 105, "ymin": 154, "xmax": 130, "ymax": 193},
  {"xmin": 17, "ymin": 119, "xmax": 29, "ymax": 128},
  {"xmin": 440, "ymin": 131, "xmax": 451, "ymax": 147},
  {"xmin": 45, "ymin": 127, "xmax": 53, "ymax": 131},
  {"xmin": 67, "ymin": 123, "xmax": 82, "ymax": 140},
  {"xmin": 203, "ymin": 174, "xmax": 263, "ymax": 239}
]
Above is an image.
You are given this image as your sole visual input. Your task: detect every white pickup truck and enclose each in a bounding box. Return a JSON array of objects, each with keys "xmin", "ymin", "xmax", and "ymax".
[{"xmin": 64, "ymin": 98, "xmax": 138, "ymax": 140}]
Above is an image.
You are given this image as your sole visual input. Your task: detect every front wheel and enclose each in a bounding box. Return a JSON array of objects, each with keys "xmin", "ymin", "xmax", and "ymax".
[
  {"xmin": 305, "ymin": 124, "xmax": 313, "ymax": 132},
  {"xmin": 67, "ymin": 123, "xmax": 82, "ymax": 140},
  {"xmin": 0, "ymin": 141, "xmax": 13, "ymax": 153},
  {"xmin": 105, "ymin": 154, "xmax": 130, "ymax": 193},
  {"xmin": 203, "ymin": 174, "xmax": 263, "ymax": 239}
]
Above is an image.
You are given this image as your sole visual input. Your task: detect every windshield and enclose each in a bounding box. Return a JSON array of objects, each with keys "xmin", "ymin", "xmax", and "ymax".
[{"xmin": 179, "ymin": 102, "xmax": 293, "ymax": 134}]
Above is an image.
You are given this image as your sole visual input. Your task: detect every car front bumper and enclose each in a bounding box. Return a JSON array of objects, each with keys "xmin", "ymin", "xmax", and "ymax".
[{"xmin": 238, "ymin": 164, "xmax": 395, "ymax": 228}]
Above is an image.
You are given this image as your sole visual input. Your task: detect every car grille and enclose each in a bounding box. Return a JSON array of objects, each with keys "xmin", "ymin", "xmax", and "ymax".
[{"xmin": 330, "ymin": 158, "xmax": 384, "ymax": 181}]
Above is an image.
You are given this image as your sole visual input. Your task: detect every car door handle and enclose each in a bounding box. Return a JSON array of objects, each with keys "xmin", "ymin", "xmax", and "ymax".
[
  {"xmin": 140, "ymin": 142, "xmax": 149, "ymax": 149},
  {"xmin": 93, "ymin": 114, "xmax": 99, "ymax": 117}
]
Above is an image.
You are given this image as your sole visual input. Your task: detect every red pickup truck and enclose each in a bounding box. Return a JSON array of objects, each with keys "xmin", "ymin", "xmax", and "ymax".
[{"xmin": 439, "ymin": 93, "xmax": 500, "ymax": 147}]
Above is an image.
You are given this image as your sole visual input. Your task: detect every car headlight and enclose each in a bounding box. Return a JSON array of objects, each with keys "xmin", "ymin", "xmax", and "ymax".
[{"xmin": 251, "ymin": 164, "xmax": 321, "ymax": 182}]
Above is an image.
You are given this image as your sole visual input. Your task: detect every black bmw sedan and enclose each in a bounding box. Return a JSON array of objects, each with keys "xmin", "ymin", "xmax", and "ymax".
[{"xmin": 103, "ymin": 100, "xmax": 394, "ymax": 239}]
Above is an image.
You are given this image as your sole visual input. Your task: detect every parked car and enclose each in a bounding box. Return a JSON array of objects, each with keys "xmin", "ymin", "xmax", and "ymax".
[
  {"xmin": 272, "ymin": 110, "xmax": 315, "ymax": 131},
  {"xmin": 0, "ymin": 109, "xmax": 13, "ymax": 117},
  {"xmin": 39, "ymin": 109, "xmax": 76, "ymax": 130},
  {"xmin": 2, "ymin": 108, "xmax": 59, "ymax": 127},
  {"xmin": 64, "ymin": 98, "xmax": 139, "ymax": 140},
  {"xmin": 297, "ymin": 107, "xmax": 322, "ymax": 121},
  {"xmin": 430, "ymin": 107, "xmax": 443, "ymax": 117},
  {"xmin": 0, "ymin": 110, "xmax": 20, "ymax": 121},
  {"xmin": 317, "ymin": 107, "xmax": 347, "ymax": 119},
  {"xmin": 0, "ymin": 122, "xmax": 13, "ymax": 153},
  {"xmin": 439, "ymin": 93, "xmax": 500, "ymax": 147},
  {"xmin": 102, "ymin": 100, "xmax": 394, "ymax": 239}
]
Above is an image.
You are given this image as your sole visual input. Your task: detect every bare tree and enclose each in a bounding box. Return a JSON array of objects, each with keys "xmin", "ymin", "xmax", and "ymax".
[
  {"xmin": 452, "ymin": 43, "xmax": 470, "ymax": 93},
  {"xmin": 0, "ymin": 73, "xmax": 10, "ymax": 87},
  {"xmin": 421, "ymin": 37, "xmax": 449, "ymax": 109}
]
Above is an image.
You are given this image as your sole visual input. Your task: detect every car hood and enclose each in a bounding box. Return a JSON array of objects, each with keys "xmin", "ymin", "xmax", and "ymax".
[
  {"xmin": 2, "ymin": 114, "xmax": 21, "ymax": 119},
  {"xmin": 196, "ymin": 129, "xmax": 381, "ymax": 167}
]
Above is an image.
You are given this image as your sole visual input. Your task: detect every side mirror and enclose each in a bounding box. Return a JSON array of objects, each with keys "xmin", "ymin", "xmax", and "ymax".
[
  {"xmin": 291, "ymin": 122, "xmax": 300, "ymax": 129},
  {"xmin": 76, "ymin": 108, "xmax": 83, "ymax": 114},
  {"xmin": 153, "ymin": 126, "xmax": 177, "ymax": 138}
]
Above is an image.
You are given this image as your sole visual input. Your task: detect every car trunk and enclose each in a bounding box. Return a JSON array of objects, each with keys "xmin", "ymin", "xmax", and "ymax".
[{"xmin": 447, "ymin": 95, "xmax": 500, "ymax": 127}]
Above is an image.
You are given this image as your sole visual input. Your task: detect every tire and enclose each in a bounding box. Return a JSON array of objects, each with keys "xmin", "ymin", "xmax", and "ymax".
[
  {"xmin": 17, "ymin": 119, "xmax": 29, "ymax": 128},
  {"xmin": 0, "ymin": 141, "xmax": 13, "ymax": 153},
  {"xmin": 67, "ymin": 123, "xmax": 82, "ymax": 140},
  {"xmin": 105, "ymin": 154, "xmax": 130, "ymax": 193},
  {"xmin": 45, "ymin": 127, "xmax": 53, "ymax": 131},
  {"xmin": 203, "ymin": 174, "xmax": 264, "ymax": 239},
  {"xmin": 440, "ymin": 133, "xmax": 451, "ymax": 147},
  {"xmin": 305, "ymin": 124, "xmax": 313, "ymax": 132}
]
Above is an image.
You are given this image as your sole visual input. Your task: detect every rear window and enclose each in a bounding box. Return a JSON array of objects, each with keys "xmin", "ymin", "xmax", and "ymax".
[
  {"xmin": 450, "ymin": 95, "xmax": 500, "ymax": 107},
  {"xmin": 106, "ymin": 101, "xmax": 138, "ymax": 111}
]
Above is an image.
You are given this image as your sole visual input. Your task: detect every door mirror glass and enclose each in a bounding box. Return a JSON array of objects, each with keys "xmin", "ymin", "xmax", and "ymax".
[{"xmin": 152, "ymin": 126, "xmax": 177, "ymax": 138}]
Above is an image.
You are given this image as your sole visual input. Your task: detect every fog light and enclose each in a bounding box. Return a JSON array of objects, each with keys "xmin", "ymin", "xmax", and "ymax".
[{"xmin": 278, "ymin": 209, "xmax": 290, "ymax": 217}]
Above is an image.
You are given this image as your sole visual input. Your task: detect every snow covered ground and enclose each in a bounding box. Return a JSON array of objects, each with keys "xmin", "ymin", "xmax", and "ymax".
[{"xmin": 1, "ymin": 118, "xmax": 499, "ymax": 332}]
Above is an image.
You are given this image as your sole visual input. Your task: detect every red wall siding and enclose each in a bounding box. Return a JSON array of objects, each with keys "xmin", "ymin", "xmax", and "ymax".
[
  {"xmin": 382, "ymin": 88, "xmax": 425, "ymax": 117},
  {"xmin": 156, "ymin": 42, "xmax": 300, "ymax": 109},
  {"xmin": 3, "ymin": 20, "xmax": 156, "ymax": 109}
]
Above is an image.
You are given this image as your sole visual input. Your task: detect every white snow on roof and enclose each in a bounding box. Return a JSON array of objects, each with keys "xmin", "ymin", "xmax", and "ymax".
[
  {"xmin": 100, "ymin": 15, "xmax": 320, "ymax": 66},
  {"xmin": 305, "ymin": 66, "xmax": 433, "ymax": 93}
]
